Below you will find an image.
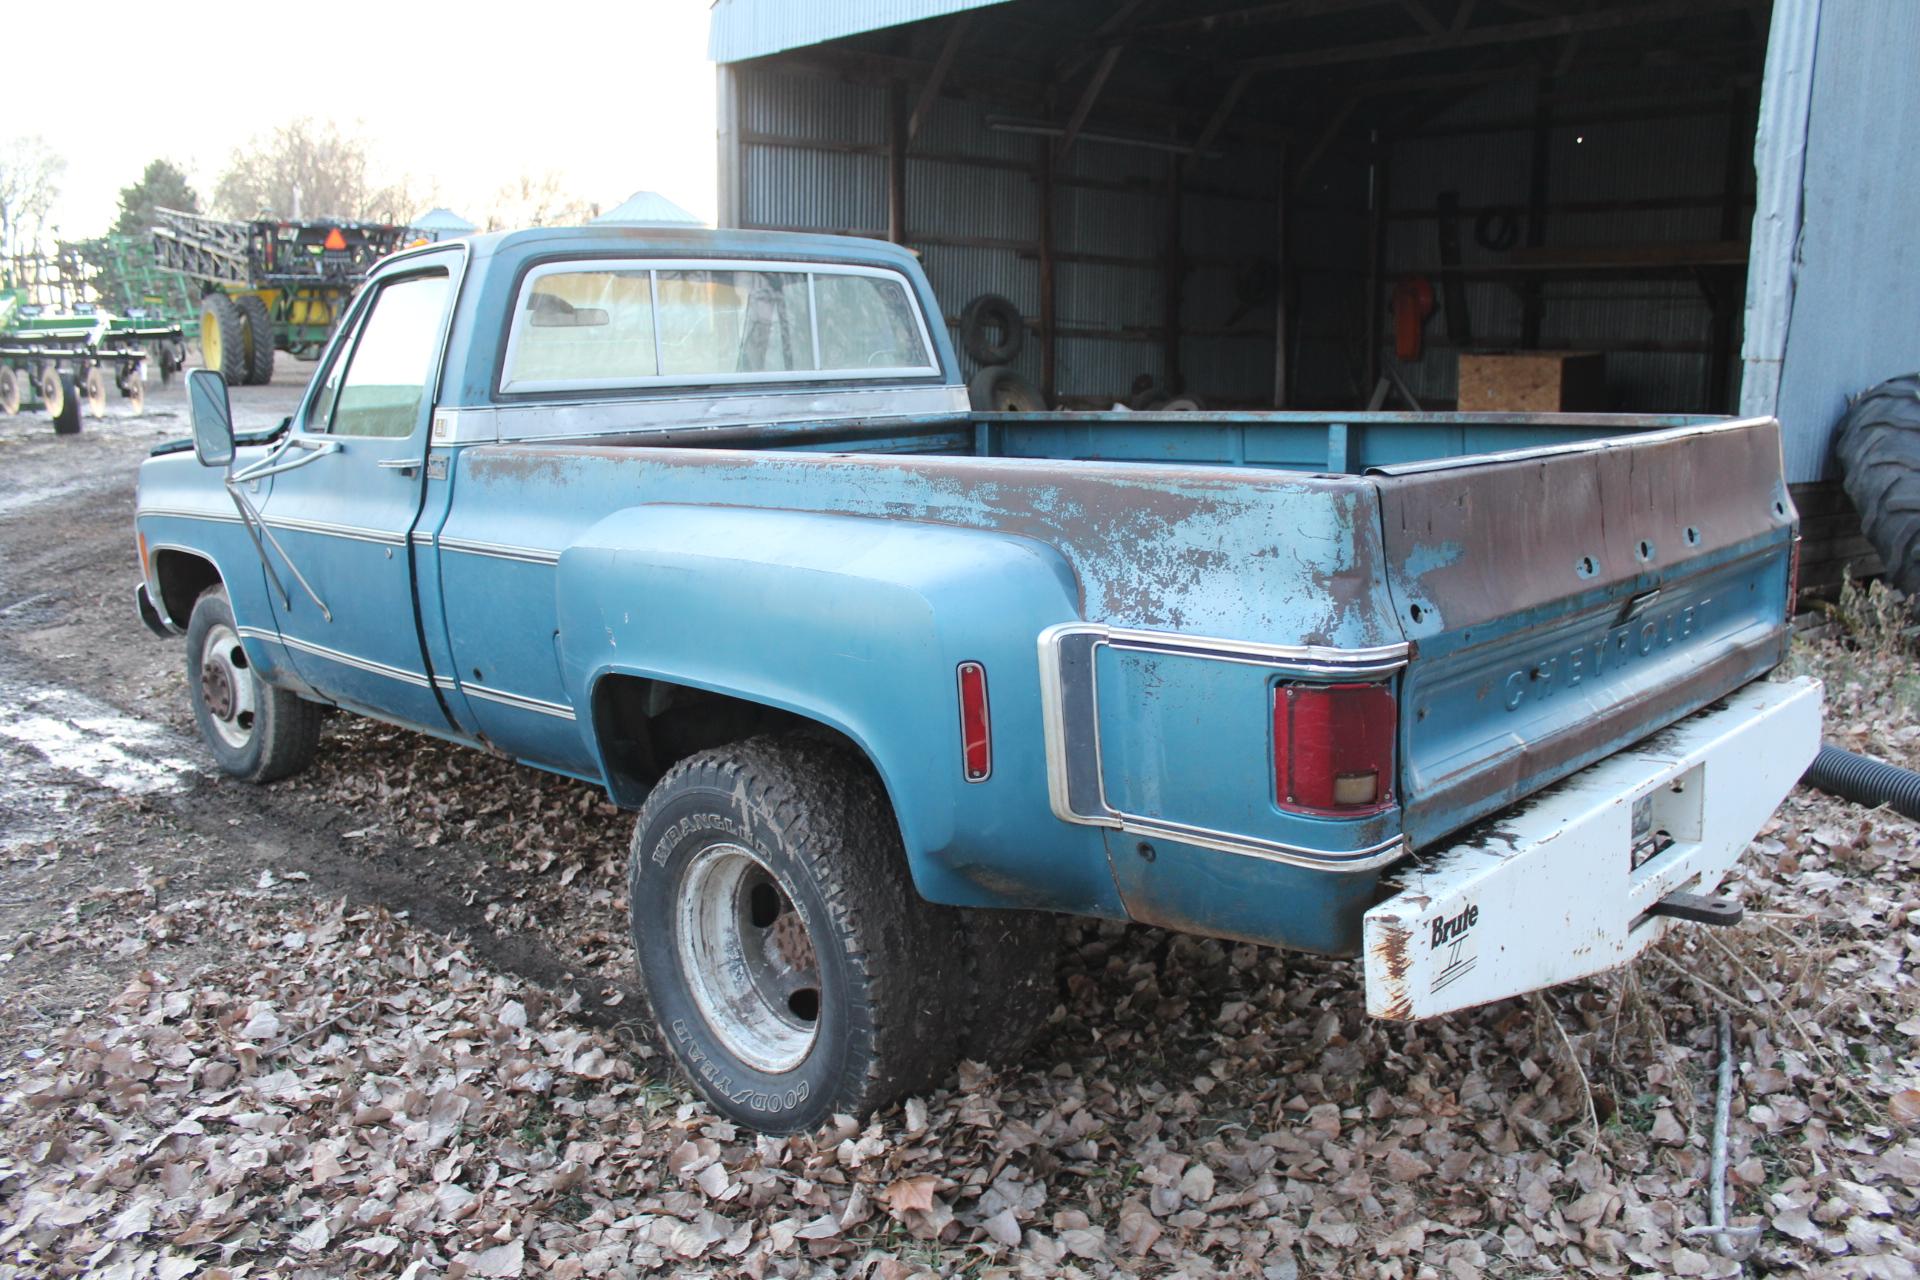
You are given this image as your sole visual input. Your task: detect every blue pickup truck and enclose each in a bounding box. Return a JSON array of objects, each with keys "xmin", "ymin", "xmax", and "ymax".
[{"xmin": 134, "ymin": 227, "xmax": 1821, "ymax": 1131}]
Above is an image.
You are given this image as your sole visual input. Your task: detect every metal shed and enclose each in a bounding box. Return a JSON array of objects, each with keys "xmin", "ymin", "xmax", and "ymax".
[{"xmin": 710, "ymin": 0, "xmax": 1920, "ymax": 588}]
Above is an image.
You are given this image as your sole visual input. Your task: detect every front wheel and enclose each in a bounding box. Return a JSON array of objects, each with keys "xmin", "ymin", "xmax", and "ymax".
[
  {"xmin": 184, "ymin": 587, "xmax": 321, "ymax": 782},
  {"xmin": 628, "ymin": 737, "xmax": 964, "ymax": 1132}
]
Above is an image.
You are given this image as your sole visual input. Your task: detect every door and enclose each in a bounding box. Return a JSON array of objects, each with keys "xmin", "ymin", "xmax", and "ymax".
[{"xmin": 259, "ymin": 259, "xmax": 458, "ymax": 730}]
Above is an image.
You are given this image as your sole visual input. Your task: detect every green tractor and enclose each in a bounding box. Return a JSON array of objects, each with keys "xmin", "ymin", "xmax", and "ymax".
[{"xmin": 153, "ymin": 209, "xmax": 410, "ymax": 385}]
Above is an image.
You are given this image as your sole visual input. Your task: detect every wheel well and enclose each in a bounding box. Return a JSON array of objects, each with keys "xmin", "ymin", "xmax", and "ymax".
[
  {"xmin": 590, "ymin": 674, "xmax": 868, "ymax": 808},
  {"xmin": 152, "ymin": 549, "xmax": 222, "ymax": 628}
]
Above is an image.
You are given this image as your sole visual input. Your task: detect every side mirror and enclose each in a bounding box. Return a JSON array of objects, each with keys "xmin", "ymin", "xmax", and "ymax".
[{"xmin": 187, "ymin": 369, "xmax": 235, "ymax": 469}]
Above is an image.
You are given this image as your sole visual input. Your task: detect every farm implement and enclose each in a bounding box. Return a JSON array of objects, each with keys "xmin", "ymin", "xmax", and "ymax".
[{"xmin": 151, "ymin": 208, "xmax": 409, "ymax": 385}]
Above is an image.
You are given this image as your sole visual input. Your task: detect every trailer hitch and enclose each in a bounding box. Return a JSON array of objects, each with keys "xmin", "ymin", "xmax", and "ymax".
[{"xmin": 1645, "ymin": 891, "xmax": 1743, "ymax": 927}]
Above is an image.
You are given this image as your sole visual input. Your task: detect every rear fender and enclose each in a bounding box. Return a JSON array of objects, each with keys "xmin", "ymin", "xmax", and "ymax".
[{"xmin": 555, "ymin": 504, "xmax": 1128, "ymax": 917}]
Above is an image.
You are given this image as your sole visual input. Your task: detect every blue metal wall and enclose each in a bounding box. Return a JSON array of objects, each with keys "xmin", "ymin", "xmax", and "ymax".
[{"xmin": 1755, "ymin": 0, "xmax": 1920, "ymax": 482}]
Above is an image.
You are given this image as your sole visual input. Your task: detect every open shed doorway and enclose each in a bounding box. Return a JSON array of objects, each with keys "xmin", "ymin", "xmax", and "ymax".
[{"xmin": 717, "ymin": 0, "xmax": 1772, "ymax": 417}]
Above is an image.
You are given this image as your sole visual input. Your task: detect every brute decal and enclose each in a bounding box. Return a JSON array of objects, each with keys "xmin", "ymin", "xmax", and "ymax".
[
  {"xmin": 1430, "ymin": 903, "xmax": 1479, "ymax": 995},
  {"xmin": 1430, "ymin": 903, "xmax": 1478, "ymax": 949}
]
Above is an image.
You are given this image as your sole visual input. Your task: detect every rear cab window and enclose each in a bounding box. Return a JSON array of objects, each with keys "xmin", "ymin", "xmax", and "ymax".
[{"xmin": 499, "ymin": 259, "xmax": 937, "ymax": 395}]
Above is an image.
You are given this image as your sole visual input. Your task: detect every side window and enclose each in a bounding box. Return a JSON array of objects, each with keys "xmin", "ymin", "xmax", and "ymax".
[{"xmin": 323, "ymin": 272, "xmax": 451, "ymax": 438}]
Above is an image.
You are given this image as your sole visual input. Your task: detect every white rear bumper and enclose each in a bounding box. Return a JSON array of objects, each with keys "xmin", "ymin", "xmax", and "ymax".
[{"xmin": 1364, "ymin": 676, "xmax": 1822, "ymax": 1020}]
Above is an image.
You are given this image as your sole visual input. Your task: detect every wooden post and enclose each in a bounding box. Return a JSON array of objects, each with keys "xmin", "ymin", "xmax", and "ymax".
[
  {"xmin": 1520, "ymin": 74, "xmax": 1553, "ymax": 348},
  {"xmin": 1364, "ymin": 129, "xmax": 1390, "ymax": 395},
  {"xmin": 1273, "ymin": 143, "xmax": 1290, "ymax": 408},
  {"xmin": 1038, "ymin": 133, "xmax": 1057, "ymax": 404},
  {"xmin": 887, "ymin": 81, "xmax": 908, "ymax": 245},
  {"xmin": 1163, "ymin": 153, "xmax": 1185, "ymax": 394}
]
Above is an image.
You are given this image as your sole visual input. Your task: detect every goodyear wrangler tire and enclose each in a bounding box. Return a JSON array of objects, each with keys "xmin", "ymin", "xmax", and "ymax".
[
  {"xmin": 628, "ymin": 736, "xmax": 964, "ymax": 1132},
  {"xmin": 1835, "ymin": 373, "xmax": 1920, "ymax": 597},
  {"xmin": 236, "ymin": 294, "xmax": 276, "ymax": 386}
]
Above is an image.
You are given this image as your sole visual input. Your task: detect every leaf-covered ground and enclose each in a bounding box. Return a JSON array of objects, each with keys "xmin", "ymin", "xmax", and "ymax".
[{"xmin": 1, "ymin": 593, "xmax": 1915, "ymax": 1280}]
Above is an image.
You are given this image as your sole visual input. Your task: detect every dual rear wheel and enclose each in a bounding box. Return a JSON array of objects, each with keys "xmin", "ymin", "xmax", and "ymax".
[{"xmin": 200, "ymin": 293, "xmax": 276, "ymax": 386}]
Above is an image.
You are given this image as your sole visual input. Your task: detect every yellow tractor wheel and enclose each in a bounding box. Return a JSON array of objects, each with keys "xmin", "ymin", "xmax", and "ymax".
[{"xmin": 200, "ymin": 294, "xmax": 246, "ymax": 384}]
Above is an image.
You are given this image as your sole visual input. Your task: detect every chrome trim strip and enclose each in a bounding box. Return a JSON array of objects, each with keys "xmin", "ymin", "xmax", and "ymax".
[
  {"xmin": 1106, "ymin": 815, "xmax": 1407, "ymax": 869},
  {"xmin": 137, "ymin": 506, "xmax": 243, "ymax": 525},
  {"xmin": 1036, "ymin": 622, "xmax": 1413, "ymax": 873},
  {"xmin": 259, "ymin": 515, "xmax": 408, "ymax": 546},
  {"xmin": 1090, "ymin": 625, "xmax": 1411, "ymax": 678},
  {"xmin": 436, "ymin": 536, "xmax": 561, "ymax": 565},
  {"xmin": 462, "ymin": 682, "xmax": 576, "ymax": 720},
  {"xmin": 411, "ymin": 531, "xmax": 436, "ymax": 546},
  {"xmin": 237, "ymin": 626, "xmax": 432, "ymax": 689}
]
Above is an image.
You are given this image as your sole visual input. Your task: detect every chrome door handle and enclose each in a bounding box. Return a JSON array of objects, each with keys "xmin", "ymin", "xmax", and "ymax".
[{"xmin": 377, "ymin": 458, "xmax": 422, "ymax": 475}]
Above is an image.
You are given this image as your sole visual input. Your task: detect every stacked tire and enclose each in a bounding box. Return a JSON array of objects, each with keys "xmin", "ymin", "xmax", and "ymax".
[{"xmin": 960, "ymin": 293, "xmax": 1046, "ymax": 413}]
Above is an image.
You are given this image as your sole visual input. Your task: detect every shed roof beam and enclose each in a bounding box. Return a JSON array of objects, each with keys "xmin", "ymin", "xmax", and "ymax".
[
  {"xmin": 1057, "ymin": 0, "xmax": 1158, "ymax": 83},
  {"xmin": 1057, "ymin": 45, "xmax": 1125, "ymax": 155},
  {"xmin": 1400, "ymin": 0, "xmax": 1444, "ymax": 36},
  {"xmin": 907, "ymin": 13, "xmax": 974, "ymax": 141},
  {"xmin": 1193, "ymin": 70, "xmax": 1254, "ymax": 153},
  {"xmin": 1238, "ymin": 0, "xmax": 1749, "ymax": 71},
  {"xmin": 1289, "ymin": 98, "xmax": 1358, "ymax": 192},
  {"xmin": 1144, "ymin": 0, "xmax": 1402, "ymax": 35}
]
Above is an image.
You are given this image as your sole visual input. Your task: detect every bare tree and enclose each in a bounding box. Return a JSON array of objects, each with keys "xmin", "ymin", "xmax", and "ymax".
[
  {"xmin": 214, "ymin": 118, "xmax": 419, "ymax": 223},
  {"xmin": 482, "ymin": 172, "xmax": 599, "ymax": 232},
  {"xmin": 0, "ymin": 135, "xmax": 65, "ymax": 263}
]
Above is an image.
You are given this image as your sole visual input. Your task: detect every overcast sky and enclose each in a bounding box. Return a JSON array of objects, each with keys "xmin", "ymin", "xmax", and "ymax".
[{"xmin": 10, "ymin": 0, "xmax": 718, "ymax": 237}]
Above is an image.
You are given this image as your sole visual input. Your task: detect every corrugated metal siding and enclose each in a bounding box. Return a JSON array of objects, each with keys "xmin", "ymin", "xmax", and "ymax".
[
  {"xmin": 1380, "ymin": 77, "xmax": 1743, "ymax": 413},
  {"xmin": 709, "ymin": 0, "xmax": 1012, "ymax": 64},
  {"xmin": 1770, "ymin": 0, "xmax": 1920, "ymax": 482},
  {"xmin": 732, "ymin": 59, "xmax": 1281, "ymax": 405}
]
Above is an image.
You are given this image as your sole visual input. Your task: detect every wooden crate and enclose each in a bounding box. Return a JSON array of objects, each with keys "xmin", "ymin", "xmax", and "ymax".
[{"xmin": 1457, "ymin": 351, "xmax": 1607, "ymax": 412}]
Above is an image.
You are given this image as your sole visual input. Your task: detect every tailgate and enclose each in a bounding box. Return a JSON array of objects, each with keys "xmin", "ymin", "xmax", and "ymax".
[{"xmin": 1373, "ymin": 417, "xmax": 1797, "ymax": 848}]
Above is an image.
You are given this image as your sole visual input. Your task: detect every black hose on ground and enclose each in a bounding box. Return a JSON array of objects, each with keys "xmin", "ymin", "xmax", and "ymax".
[{"xmin": 1802, "ymin": 744, "xmax": 1920, "ymax": 821}]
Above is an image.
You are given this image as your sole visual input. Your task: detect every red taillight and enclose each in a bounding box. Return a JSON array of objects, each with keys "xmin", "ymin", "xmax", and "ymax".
[
  {"xmin": 1273, "ymin": 681, "xmax": 1397, "ymax": 816},
  {"xmin": 957, "ymin": 661, "xmax": 991, "ymax": 782}
]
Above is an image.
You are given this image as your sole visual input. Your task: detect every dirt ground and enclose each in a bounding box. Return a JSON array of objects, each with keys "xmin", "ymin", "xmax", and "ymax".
[{"xmin": 0, "ymin": 373, "xmax": 1914, "ymax": 1280}]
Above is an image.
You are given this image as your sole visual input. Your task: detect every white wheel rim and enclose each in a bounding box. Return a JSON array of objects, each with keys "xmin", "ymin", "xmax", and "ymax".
[
  {"xmin": 198, "ymin": 622, "xmax": 258, "ymax": 751},
  {"xmin": 676, "ymin": 843, "xmax": 821, "ymax": 1073}
]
